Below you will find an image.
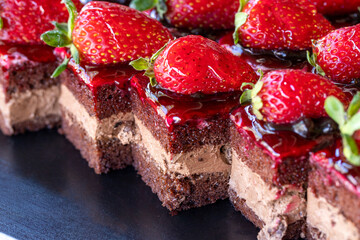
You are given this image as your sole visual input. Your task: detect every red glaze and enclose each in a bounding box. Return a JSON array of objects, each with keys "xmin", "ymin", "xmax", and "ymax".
[
  {"xmin": 311, "ymin": 139, "xmax": 360, "ymax": 197},
  {"xmin": 131, "ymin": 74, "xmax": 241, "ymax": 130},
  {"xmin": 238, "ymin": 0, "xmax": 334, "ymax": 51},
  {"xmin": 313, "ymin": 24, "xmax": 360, "ymax": 84},
  {"xmin": 165, "ymin": 0, "xmax": 239, "ymax": 30},
  {"xmin": 0, "ymin": 0, "xmax": 82, "ymax": 45},
  {"xmin": 67, "ymin": 58, "xmax": 137, "ymax": 111},
  {"xmin": 218, "ymin": 33, "xmax": 312, "ymax": 75},
  {"xmin": 231, "ymin": 105, "xmax": 329, "ymax": 186},
  {"xmin": 154, "ymin": 35, "xmax": 257, "ymax": 95},
  {"xmin": 72, "ymin": 2, "xmax": 172, "ymax": 65},
  {"xmin": 0, "ymin": 44, "xmax": 56, "ymax": 79}
]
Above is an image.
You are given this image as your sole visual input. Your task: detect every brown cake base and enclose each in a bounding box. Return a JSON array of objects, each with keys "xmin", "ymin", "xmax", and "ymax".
[
  {"xmin": 306, "ymin": 225, "xmax": 326, "ymax": 240},
  {"xmin": 61, "ymin": 108, "xmax": 132, "ymax": 174},
  {"xmin": 0, "ymin": 109, "xmax": 60, "ymax": 136},
  {"xmin": 132, "ymin": 143, "xmax": 229, "ymax": 212},
  {"xmin": 229, "ymin": 188, "xmax": 304, "ymax": 239}
]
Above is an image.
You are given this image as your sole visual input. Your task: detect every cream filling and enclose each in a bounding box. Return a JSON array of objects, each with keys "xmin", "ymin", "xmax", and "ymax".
[
  {"xmin": 229, "ymin": 150, "xmax": 306, "ymax": 227},
  {"xmin": 0, "ymin": 85, "xmax": 60, "ymax": 132},
  {"xmin": 60, "ymin": 85, "xmax": 133, "ymax": 142},
  {"xmin": 307, "ymin": 190, "xmax": 360, "ymax": 240},
  {"xmin": 134, "ymin": 116, "xmax": 231, "ymax": 176}
]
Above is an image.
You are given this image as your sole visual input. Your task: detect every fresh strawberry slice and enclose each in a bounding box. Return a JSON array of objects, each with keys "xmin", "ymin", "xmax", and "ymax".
[
  {"xmin": 131, "ymin": 35, "xmax": 257, "ymax": 95},
  {"xmin": 310, "ymin": 24, "xmax": 360, "ymax": 84},
  {"xmin": 0, "ymin": 0, "xmax": 82, "ymax": 45},
  {"xmin": 313, "ymin": 0, "xmax": 360, "ymax": 15},
  {"xmin": 234, "ymin": 0, "xmax": 334, "ymax": 51},
  {"xmin": 130, "ymin": 0, "xmax": 239, "ymax": 30},
  {"xmin": 241, "ymin": 69, "xmax": 349, "ymax": 124},
  {"xmin": 41, "ymin": 0, "xmax": 173, "ymax": 77}
]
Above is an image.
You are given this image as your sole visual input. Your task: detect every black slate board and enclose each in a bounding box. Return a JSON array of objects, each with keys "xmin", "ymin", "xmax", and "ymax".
[{"xmin": 0, "ymin": 129, "xmax": 258, "ymax": 240}]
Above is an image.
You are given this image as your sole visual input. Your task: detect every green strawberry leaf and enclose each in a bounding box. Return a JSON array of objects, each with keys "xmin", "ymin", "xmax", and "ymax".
[
  {"xmin": 239, "ymin": 0, "xmax": 248, "ymax": 11},
  {"xmin": 343, "ymin": 134, "xmax": 360, "ymax": 166},
  {"xmin": 324, "ymin": 96, "xmax": 346, "ymax": 127},
  {"xmin": 51, "ymin": 57, "xmax": 70, "ymax": 78},
  {"xmin": 342, "ymin": 111, "xmax": 360, "ymax": 136},
  {"xmin": 150, "ymin": 40, "xmax": 170, "ymax": 63},
  {"xmin": 240, "ymin": 82, "xmax": 254, "ymax": 91},
  {"xmin": 62, "ymin": 0, "xmax": 78, "ymax": 39},
  {"xmin": 130, "ymin": 0, "xmax": 158, "ymax": 11},
  {"xmin": 240, "ymin": 89, "xmax": 252, "ymax": 104},
  {"xmin": 348, "ymin": 92, "xmax": 360, "ymax": 118},
  {"xmin": 156, "ymin": 0, "xmax": 168, "ymax": 19},
  {"xmin": 52, "ymin": 21, "xmax": 68, "ymax": 36},
  {"xmin": 233, "ymin": 12, "xmax": 248, "ymax": 45},
  {"xmin": 70, "ymin": 44, "xmax": 80, "ymax": 64},
  {"xmin": 130, "ymin": 58, "xmax": 150, "ymax": 71},
  {"xmin": 41, "ymin": 30, "xmax": 72, "ymax": 47},
  {"xmin": 149, "ymin": 77, "xmax": 158, "ymax": 87},
  {"xmin": 0, "ymin": 17, "xmax": 3, "ymax": 30}
]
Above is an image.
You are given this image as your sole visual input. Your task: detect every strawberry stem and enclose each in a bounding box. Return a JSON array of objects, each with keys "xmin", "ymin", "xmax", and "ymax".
[{"xmin": 325, "ymin": 92, "xmax": 360, "ymax": 166}]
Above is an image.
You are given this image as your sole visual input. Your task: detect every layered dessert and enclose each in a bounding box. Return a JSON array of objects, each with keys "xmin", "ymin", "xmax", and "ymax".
[
  {"xmin": 0, "ymin": 0, "xmax": 82, "ymax": 135},
  {"xmin": 41, "ymin": 1, "xmax": 172, "ymax": 173},
  {"xmin": 130, "ymin": 35, "xmax": 257, "ymax": 211},
  {"xmin": 307, "ymin": 94, "xmax": 360, "ymax": 240},
  {"xmin": 0, "ymin": 45, "xmax": 60, "ymax": 135},
  {"xmin": 228, "ymin": 69, "xmax": 349, "ymax": 239},
  {"xmin": 60, "ymin": 58, "xmax": 136, "ymax": 173}
]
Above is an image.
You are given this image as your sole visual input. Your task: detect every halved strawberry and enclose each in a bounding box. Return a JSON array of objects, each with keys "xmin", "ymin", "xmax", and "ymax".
[
  {"xmin": 313, "ymin": 0, "xmax": 360, "ymax": 15},
  {"xmin": 130, "ymin": 35, "xmax": 257, "ymax": 95},
  {"xmin": 310, "ymin": 24, "xmax": 360, "ymax": 84},
  {"xmin": 0, "ymin": 0, "xmax": 82, "ymax": 45},
  {"xmin": 240, "ymin": 69, "xmax": 349, "ymax": 124},
  {"xmin": 41, "ymin": 0, "xmax": 173, "ymax": 76},
  {"xmin": 130, "ymin": 0, "xmax": 239, "ymax": 30},
  {"xmin": 234, "ymin": 0, "xmax": 334, "ymax": 51}
]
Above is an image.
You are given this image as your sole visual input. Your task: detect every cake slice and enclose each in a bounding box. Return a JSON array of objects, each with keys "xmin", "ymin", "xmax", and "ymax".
[
  {"xmin": 0, "ymin": 45, "xmax": 61, "ymax": 135},
  {"xmin": 130, "ymin": 35, "xmax": 257, "ymax": 211},
  {"xmin": 41, "ymin": 1, "xmax": 172, "ymax": 173},
  {"xmin": 60, "ymin": 58, "xmax": 136, "ymax": 174},
  {"xmin": 228, "ymin": 69, "xmax": 349, "ymax": 239},
  {"xmin": 307, "ymin": 94, "xmax": 360, "ymax": 240}
]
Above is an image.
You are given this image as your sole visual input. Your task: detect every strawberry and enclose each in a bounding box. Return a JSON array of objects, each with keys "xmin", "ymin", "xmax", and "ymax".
[
  {"xmin": 0, "ymin": 0, "xmax": 82, "ymax": 45},
  {"xmin": 310, "ymin": 24, "xmax": 360, "ymax": 84},
  {"xmin": 41, "ymin": 1, "xmax": 173, "ymax": 76},
  {"xmin": 240, "ymin": 69, "xmax": 350, "ymax": 124},
  {"xmin": 130, "ymin": 35, "xmax": 257, "ymax": 95},
  {"xmin": 130, "ymin": 0, "xmax": 239, "ymax": 30},
  {"xmin": 234, "ymin": 0, "xmax": 334, "ymax": 51},
  {"xmin": 312, "ymin": 0, "xmax": 360, "ymax": 15}
]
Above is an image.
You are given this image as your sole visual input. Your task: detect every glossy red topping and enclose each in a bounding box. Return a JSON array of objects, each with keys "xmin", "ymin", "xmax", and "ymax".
[
  {"xmin": 67, "ymin": 58, "xmax": 137, "ymax": 92},
  {"xmin": 0, "ymin": 0, "xmax": 82, "ymax": 45},
  {"xmin": 0, "ymin": 45, "xmax": 56, "ymax": 71},
  {"xmin": 238, "ymin": 0, "xmax": 334, "ymax": 50},
  {"xmin": 72, "ymin": 2, "xmax": 173, "ymax": 65},
  {"xmin": 311, "ymin": 139, "xmax": 360, "ymax": 197},
  {"xmin": 218, "ymin": 32, "xmax": 312, "ymax": 74},
  {"xmin": 312, "ymin": 0, "xmax": 360, "ymax": 16},
  {"xmin": 313, "ymin": 24, "xmax": 360, "ymax": 84},
  {"xmin": 165, "ymin": 0, "xmax": 239, "ymax": 30},
  {"xmin": 131, "ymin": 74, "xmax": 241, "ymax": 130},
  {"xmin": 154, "ymin": 35, "xmax": 257, "ymax": 95},
  {"xmin": 253, "ymin": 69, "xmax": 350, "ymax": 124}
]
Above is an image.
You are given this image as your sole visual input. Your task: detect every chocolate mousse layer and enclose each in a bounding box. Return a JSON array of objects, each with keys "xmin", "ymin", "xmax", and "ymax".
[
  {"xmin": 228, "ymin": 106, "xmax": 336, "ymax": 239},
  {"xmin": 0, "ymin": 45, "xmax": 61, "ymax": 135},
  {"xmin": 130, "ymin": 75, "xmax": 236, "ymax": 211},
  {"xmin": 59, "ymin": 60, "xmax": 136, "ymax": 174},
  {"xmin": 307, "ymin": 141, "xmax": 360, "ymax": 240}
]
